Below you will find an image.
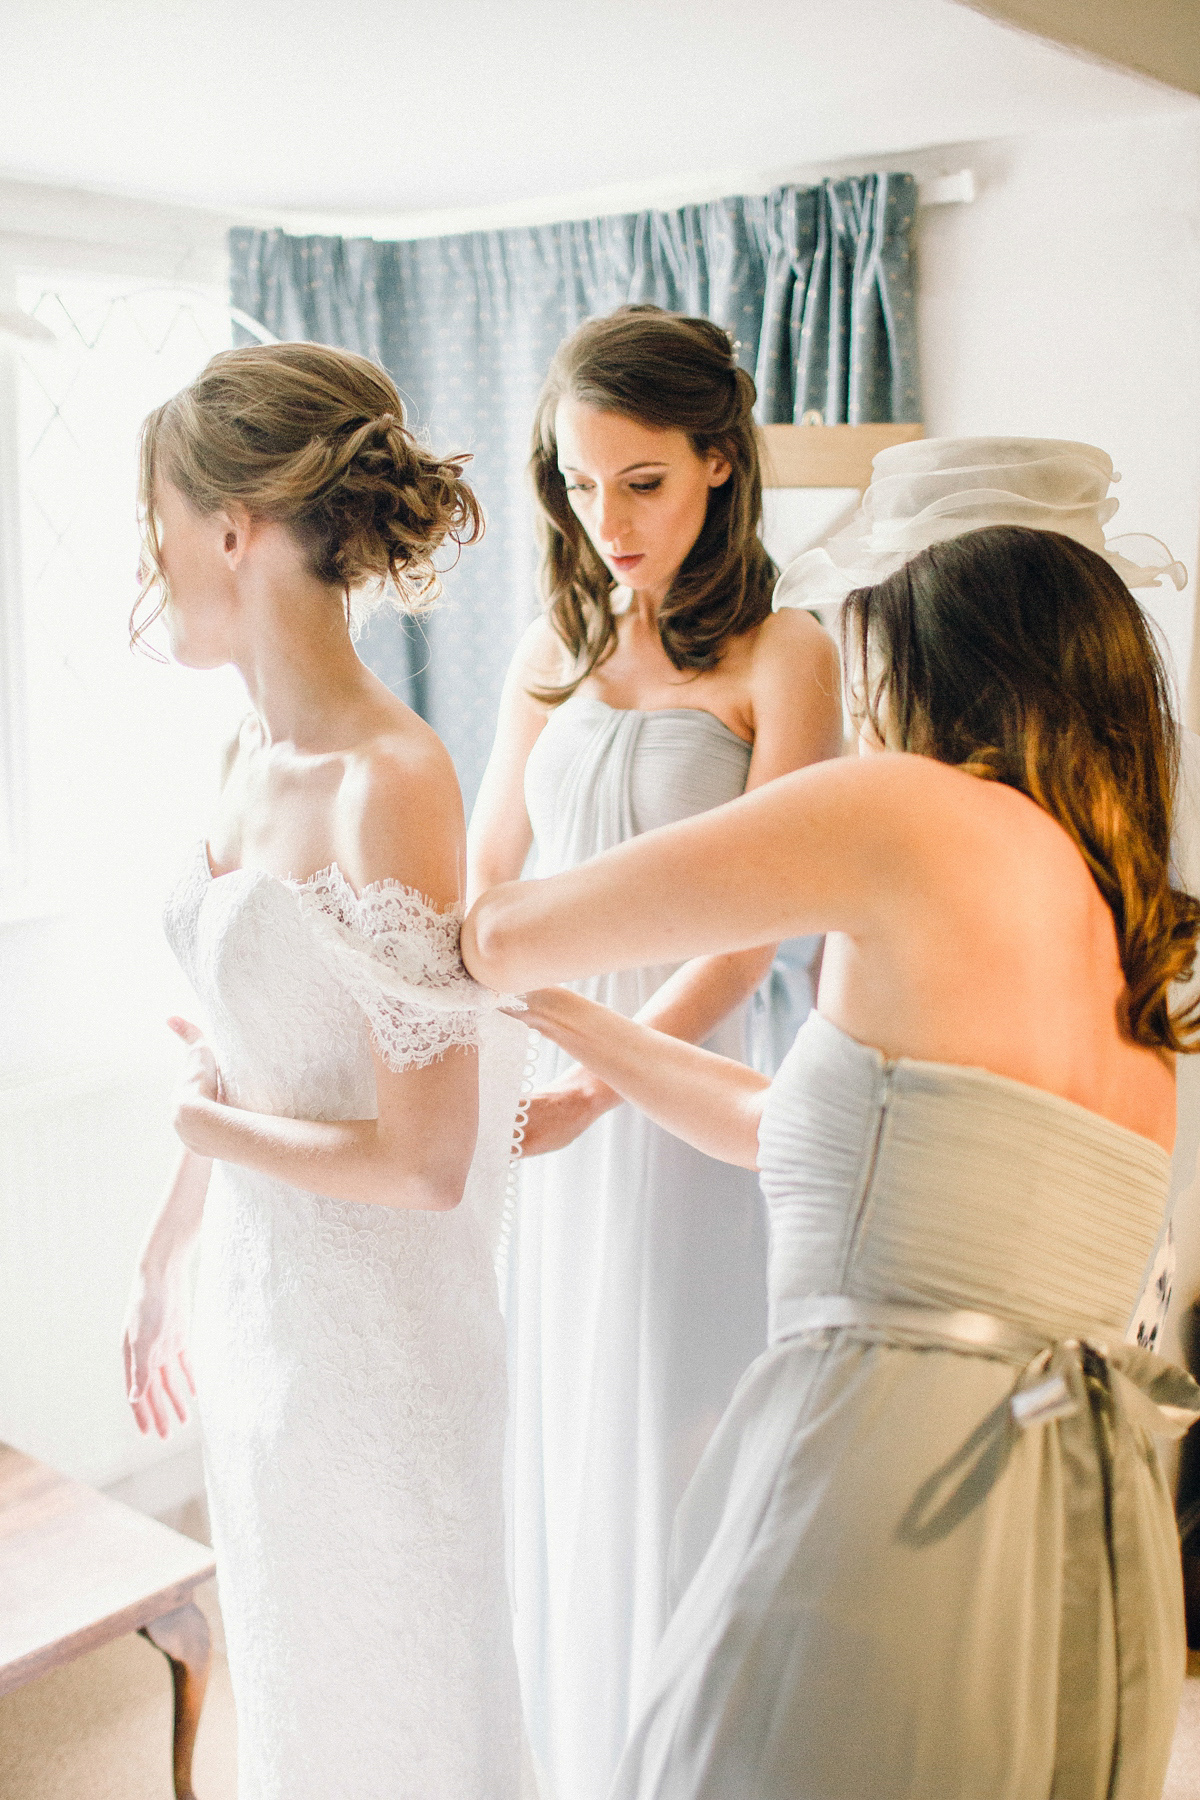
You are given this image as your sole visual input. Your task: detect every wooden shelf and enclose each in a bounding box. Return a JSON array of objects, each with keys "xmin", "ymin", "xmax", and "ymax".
[{"xmin": 759, "ymin": 422, "xmax": 925, "ymax": 490}]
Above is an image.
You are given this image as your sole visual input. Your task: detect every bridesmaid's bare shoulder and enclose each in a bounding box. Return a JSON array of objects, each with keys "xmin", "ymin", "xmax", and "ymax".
[
  {"xmin": 746, "ymin": 604, "xmax": 839, "ymax": 673},
  {"xmin": 511, "ymin": 613, "xmax": 577, "ymax": 700}
]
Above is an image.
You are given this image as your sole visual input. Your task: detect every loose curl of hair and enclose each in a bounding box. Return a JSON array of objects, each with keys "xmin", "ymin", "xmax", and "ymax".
[
  {"xmin": 133, "ymin": 341, "xmax": 483, "ymax": 648},
  {"xmin": 842, "ymin": 524, "xmax": 1200, "ymax": 1054},
  {"xmin": 529, "ymin": 304, "xmax": 777, "ymax": 704}
]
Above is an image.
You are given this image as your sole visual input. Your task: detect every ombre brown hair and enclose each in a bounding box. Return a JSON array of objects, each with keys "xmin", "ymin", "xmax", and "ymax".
[
  {"xmin": 133, "ymin": 341, "xmax": 482, "ymax": 646},
  {"xmin": 842, "ymin": 524, "xmax": 1200, "ymax": 1052},
  {"xmin": 529, "ymin": 305, "xmax": 777, "ymax": 703}
]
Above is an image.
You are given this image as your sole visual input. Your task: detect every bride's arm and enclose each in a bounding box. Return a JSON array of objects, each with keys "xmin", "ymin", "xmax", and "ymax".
[
  {"xmin": 123, "ymin": 1148, "xmax": 211, "ymax": 1436},
  {"xmin": 170, "ymin": 1022, "xmax": 478, "ymax": 1212},
  {"xmin": 520, "ymin": 987, "xmax": 769, "ymax": 1168},
  {"xmin": 172, "ymin": 727, "xmax": 480, "ymax": 1212}
]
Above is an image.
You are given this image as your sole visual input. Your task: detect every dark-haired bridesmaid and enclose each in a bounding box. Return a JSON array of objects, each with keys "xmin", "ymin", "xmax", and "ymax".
[
  {"xmin": 466, "ymin": 514, "xmax": 1200, "ymax": 1800},
  {"xmin": 468, "ymin": 306, "xmax": 842, "ymax": 1799}
]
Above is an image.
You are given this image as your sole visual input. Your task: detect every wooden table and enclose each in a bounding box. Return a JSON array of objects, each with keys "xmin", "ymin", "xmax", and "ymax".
[{"xmin": 0, "ymin": 1442, "xmax": 216, "ymax": 1799}]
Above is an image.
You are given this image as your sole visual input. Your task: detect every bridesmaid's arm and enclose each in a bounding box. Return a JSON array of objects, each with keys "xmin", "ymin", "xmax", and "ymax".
[
  {"xmin": 462, "ymin": 754, "xmax": 921, "ymax": 992},
  {"xmin": 522, "ymin": 945, "xmax": 776, "ymax": 1156},
  {"xmin": 466, "ymin": 618, "xmax": 562, "ymax": 903},
  {"xmin": 626, "ymin": 611, "xmax": 843, "ymax": 1039},
  {"xmin": 519, "ymin": 987, "xmax": 769, "ymax": 1168}
]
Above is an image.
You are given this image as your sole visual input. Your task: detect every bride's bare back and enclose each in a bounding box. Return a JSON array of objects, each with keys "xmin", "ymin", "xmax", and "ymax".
[{"xmin": 206, "ymin": 689, "xmax": 465, "ymax": 903}]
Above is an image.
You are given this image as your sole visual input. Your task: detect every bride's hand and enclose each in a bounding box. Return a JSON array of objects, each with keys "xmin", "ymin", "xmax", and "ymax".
[
  {"xmin": 168, "ymin": 1016, "xmax": 223, "ymax": 1148},
  {"xmin": 122, "ymin": 1256, "xmax": 196, "ymax": 1439},
  {"xmin": 510, "ymin": 988, "xmax": 621, "ymax": 1154},
  {"xmin": 520, "ymin": 1075, "xmax": 619, "ymax": 1156}
]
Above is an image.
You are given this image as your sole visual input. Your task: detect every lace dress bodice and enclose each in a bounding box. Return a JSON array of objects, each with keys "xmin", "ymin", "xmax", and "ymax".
[{"xmin": 166, "ymin": 841, "xmax": 503, "ymax": 1106}]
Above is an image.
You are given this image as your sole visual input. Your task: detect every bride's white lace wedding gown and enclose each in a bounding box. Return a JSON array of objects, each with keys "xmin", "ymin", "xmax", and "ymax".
[{"xmin": 164, "ymin": 840, "xmax": 526, "ymax": 1800}]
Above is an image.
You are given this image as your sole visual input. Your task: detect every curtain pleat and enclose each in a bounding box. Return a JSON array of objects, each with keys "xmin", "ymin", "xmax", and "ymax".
[{"xmin": 230, "ymin": 175, "xmax": 919, "ymax": 805}]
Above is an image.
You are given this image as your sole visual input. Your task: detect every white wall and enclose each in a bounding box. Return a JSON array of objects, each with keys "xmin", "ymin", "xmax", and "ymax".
[
  {"xmin": 910, "ymin": 110, "xmax": 1200, "ymax": 699},
  {"xmin": 0, "ymin": 0, "xmax": 1189, "ymax": 217}
]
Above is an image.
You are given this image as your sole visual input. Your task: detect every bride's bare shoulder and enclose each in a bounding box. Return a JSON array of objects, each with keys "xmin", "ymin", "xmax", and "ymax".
[
  {"xmin": 219, "ymin": 710, "xmax": 264, "ymax": 787},
  {"xmin": 334, "ymin": 711, "xmax": 466, "ymax": 904}
]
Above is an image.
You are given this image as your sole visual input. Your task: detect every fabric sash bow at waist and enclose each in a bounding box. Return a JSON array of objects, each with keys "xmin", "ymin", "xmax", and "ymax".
[
  {"xmin": 773, "ymin": 1293, "xmax": 1200, "ymax": 1437},
  {"xmin": 773, "ymin": 1294, "xmax": 1200, "ymax": 1797}
]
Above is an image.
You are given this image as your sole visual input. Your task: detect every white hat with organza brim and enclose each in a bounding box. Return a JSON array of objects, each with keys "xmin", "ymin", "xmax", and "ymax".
[{"xmin": 772, "ymin": 436, "xmax": 1187, "ymax": 611}]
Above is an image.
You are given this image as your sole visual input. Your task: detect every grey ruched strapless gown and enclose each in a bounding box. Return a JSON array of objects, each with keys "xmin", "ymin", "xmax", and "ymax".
[
  {"xmin": 511, "ymin": 694, "xmax": 815, "ymax": 1800},
  {"xmin": 612, "ymin": 1011, "xmax": 1195, "ymax": 1800}
]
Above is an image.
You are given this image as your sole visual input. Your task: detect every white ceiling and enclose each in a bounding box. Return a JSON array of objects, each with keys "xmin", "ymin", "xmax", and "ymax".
[{"xmin": 0, "ymin": 0, "xmax": 1193, "ymax": 222}]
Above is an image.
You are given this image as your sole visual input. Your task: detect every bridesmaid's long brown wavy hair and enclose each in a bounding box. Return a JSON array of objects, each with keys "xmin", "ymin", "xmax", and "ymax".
[
  {"xmin": 529, "ymin": 305, "xmax": 777, "ymax": 704},
  {"xmin": 842, "ymin": 524, "xmax": 1200, "ymax": 1053}
]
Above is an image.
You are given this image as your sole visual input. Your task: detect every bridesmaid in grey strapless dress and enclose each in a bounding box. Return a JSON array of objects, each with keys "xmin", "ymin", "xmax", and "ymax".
[
  {"xmin": 610, "ymin": 1012, "xmax": 1195, "ymax": 1800},
  {"xmin": 511, "ymin": 693, "xmax": 814, "ymax": 1799},
  {"xmin": 468, "ymin": 511, "xmax": 1200, "ymax": 1800}
]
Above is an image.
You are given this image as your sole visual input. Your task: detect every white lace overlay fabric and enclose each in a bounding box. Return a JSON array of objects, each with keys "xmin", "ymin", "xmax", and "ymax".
[
  {"xmin": 164, "ymin": 841, "xmax": 523, "ymax": 1800},
  {"xmin": 290, "ymin": 864, "xmax": 518, "ymax": 1073}
]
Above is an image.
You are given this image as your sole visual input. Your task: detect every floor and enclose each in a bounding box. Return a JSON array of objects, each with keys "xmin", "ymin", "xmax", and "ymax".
[{"xmin": 1, "ymin": 1558, "xmax": 1198, "ymax": 1797}]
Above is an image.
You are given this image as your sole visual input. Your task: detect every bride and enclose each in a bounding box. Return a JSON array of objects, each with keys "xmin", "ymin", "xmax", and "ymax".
[{"xmin": 121, "ymin": 342, "xmax": 523, "ymax": 1800}]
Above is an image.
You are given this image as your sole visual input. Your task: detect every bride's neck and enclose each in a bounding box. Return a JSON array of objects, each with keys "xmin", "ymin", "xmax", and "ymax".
[{"xmin": 232, "ymin": 575, "xmax": 370, "ymax": 750}]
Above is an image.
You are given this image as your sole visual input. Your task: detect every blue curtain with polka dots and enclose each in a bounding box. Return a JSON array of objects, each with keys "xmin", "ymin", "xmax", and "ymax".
[{"xmin": 229, "ymin": 173, "xmax": 918, "ymax": 805}]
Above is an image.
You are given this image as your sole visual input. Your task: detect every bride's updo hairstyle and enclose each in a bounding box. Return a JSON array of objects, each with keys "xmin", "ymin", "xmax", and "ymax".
[
  {"xmin": 842, "ymin": 523, "xmax": 1200, "ymax": 1051},
  {"xmin": 530, "ymin": 304, "xmax": 776, "ymax": 702},
  {"xmin": 134, "ymin": 341, "xmax": 483, "ymax": 644}
]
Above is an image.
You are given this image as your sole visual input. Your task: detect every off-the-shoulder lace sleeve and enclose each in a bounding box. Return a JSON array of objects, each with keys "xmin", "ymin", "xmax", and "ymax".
[{"xmin": 291, "ymin": 864, "xmax": 520, "ymax": 1071}]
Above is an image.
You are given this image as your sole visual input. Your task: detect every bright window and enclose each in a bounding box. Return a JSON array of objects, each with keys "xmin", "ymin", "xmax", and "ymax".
[{"xmin": 3, "ymin": 274, "xmax": 245, "ymax": 1063}]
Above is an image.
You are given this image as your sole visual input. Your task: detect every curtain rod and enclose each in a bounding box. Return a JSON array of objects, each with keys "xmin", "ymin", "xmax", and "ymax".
[
  {"xmin": 918, "ymin": 170, "xmax": 976, "ymax": 207},
  {"xmin": 227, "ymin": 168, "xmax": 977, "ymax": 244}
]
